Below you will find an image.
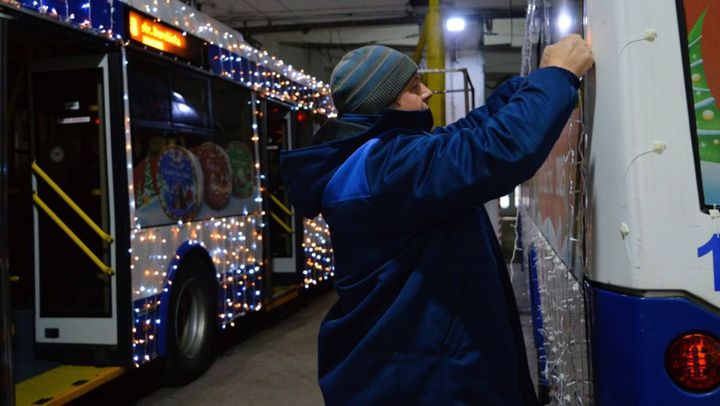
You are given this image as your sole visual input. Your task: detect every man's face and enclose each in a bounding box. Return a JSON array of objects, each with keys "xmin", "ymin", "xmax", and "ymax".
[{"xmin": 390, "ymin": 74, "xmax": 433, "ymax": 111}]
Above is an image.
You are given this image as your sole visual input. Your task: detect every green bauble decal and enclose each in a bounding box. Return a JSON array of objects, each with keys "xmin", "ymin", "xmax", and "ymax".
[
  {"xmin": 226, "ymin": 141, "xmax": 255, "ymax": 199},
  {"xmin": 689, "ymin": 9, "xmax": 720, "ymax": 163}
]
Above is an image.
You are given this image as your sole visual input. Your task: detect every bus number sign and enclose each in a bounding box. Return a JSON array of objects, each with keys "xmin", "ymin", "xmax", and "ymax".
[
  {"xmin": 128, "ymin": 11, "xmax": 190, "ymax": 59},
  {"xmin": 698, "ymin": 233, "xmax": 720, "ymax": 291}
]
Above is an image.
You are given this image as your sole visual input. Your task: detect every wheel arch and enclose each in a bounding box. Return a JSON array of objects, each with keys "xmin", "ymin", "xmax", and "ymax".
[{"xmin": 156, "ymin": 241, "xmax": 217, "ymax": 357}]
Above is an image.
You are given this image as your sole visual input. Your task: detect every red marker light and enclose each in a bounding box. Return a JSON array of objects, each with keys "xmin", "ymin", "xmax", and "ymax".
[{"xmin": 666, "ymin": 333, "xmax": 720, "ymax": 392}]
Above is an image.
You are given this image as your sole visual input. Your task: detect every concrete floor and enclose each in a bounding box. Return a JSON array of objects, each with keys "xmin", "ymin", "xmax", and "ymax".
[
  {"xmin": 135, "ymin": 266, "xmax": 539, "ymax": 406},
  {"xmin": 135, "ymin": 277, "xmax": 537, "ymax": 406},
  {"xmin": 82, "ymin": 218, "xmax": 538, "ymax": 405},
  {"xmin": 138, "ymin": 292, "xmax": 336, "ymax": 405}
]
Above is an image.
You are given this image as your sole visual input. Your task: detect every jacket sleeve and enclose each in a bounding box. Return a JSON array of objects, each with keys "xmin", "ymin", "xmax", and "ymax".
[
  {"xmin": 433, "ymin": 76, "xmax": 526, "ymax": 135},
  {"xmin": 364, "ymin": 67, "xmax": 579, "ymax": 228}
]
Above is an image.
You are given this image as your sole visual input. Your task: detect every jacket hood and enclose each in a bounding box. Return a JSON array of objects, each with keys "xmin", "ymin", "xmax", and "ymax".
[{"xmin": 280, "ymin": 109, "xmax": 433, "ymax": 218}]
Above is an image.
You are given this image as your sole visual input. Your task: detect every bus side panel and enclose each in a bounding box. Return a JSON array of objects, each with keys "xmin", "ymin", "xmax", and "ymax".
[
  {"xmin": 587, "ymin": 284, "xmax": 720, "ymax": 404},
  {"xmin": 525, "ymin": 240, "xmax": 550, "ymax": 400},
  {"xmin": 520, "ymin": 212, "xmax": 592, "ymax": 404},
  {"xmin": 300, "ymin": 215, "xmax": 334, "ymax": 288},
  {"xmin": 130, "ymin": 223, "xmax": 265, "ymax": 366}
]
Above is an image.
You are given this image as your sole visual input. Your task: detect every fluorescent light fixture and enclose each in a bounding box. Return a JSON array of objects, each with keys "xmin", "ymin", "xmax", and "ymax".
[
  {"xmin": 557, "ymin": 13, "xmax": 573, "ymax": 34},
  {"xmin": 446, "ymin": 17, "xmax": 466, "ymax": 32},
  {"xmin": 500, "ymin": 195, "xmax": 510, "ymax": 209}
]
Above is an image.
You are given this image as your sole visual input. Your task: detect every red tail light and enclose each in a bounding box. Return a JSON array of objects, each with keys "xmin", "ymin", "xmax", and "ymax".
[{"xmin": 666, "ymin": 333, "xmax": 720, "ymax": 392}]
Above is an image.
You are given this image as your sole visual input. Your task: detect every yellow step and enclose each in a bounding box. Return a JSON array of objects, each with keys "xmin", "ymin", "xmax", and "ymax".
[
  {"xmin": 15, "ymin": 365, "xmax": 123, "ymax": 406},
  {"xmin": 267, "ymin": 285, "xmax": 300, "ymax": 310}
]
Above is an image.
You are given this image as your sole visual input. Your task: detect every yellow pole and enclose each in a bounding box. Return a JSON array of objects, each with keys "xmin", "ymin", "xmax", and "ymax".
[
  {"xmin": 425, "ymin": 0, "xmax": 445, "ymax": 126},
  {"xmin": 412, "ymin": 22, "xmax": 427, "ymax": 64}
]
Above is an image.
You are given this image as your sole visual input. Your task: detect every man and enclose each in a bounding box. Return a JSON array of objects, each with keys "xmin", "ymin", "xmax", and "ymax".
[{"xmin": 280, "ymin": 35, "xmax": 593, "ymax": 405}]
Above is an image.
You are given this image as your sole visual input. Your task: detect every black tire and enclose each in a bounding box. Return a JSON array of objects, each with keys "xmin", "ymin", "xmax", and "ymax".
[{"xmin": 161, "ymin": 256, "xmax": 217, "ymax": 386}]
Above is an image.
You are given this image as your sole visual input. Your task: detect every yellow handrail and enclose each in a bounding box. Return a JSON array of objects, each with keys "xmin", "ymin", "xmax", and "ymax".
[
  {"xmin": 33, "ymin": 192, "xmax": 114, "ymax": 276},
  {"xmin": 270, "ymin": 212, "xmax": 293, "ymax": 234},
  {"xmin": 32, "ymin": 161, "xmax": 113, "ymax": 243},
  {"xmin": 269, "ymin": 193, "xmax": 294, "ymax": 216}
]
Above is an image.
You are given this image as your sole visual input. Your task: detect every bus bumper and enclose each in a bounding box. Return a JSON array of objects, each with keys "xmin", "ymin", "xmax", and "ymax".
[{"xmin": 586, "ymin": 283, "xmax": 720, "ymax": 405}]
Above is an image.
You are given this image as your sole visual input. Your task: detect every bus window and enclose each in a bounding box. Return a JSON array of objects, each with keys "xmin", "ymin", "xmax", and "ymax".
[
  {"xmin": 171, "ymin": 71, "xmax": 209, "ymax": 129},
  {"xmin": 132, "ymin": 80, "xmax": 259, "ymax": 227},
  {"xmin": 210, "ymin": 78, "xmax": 257, "ymax": 205},
  {"xmin": 679, "ymin": 0, "xmax": 720, "ymax": 208},
  {"xmin": 546, "ymin": 0, "xmax": 583, "ymax": 42},
  {"xmin": 129, "ymin": 61, "xmax": 171, "ymax": 124},
  {"xmin": 130, "ymin": 64, "xmax": 257, "ymax": 228},
  {"xmin": 128, "ymin": 57, "xmax": 210, "ymax": 131},
  {"xmin": 522, "ymin": 0, "xmax": 584, "ymax": 75}
]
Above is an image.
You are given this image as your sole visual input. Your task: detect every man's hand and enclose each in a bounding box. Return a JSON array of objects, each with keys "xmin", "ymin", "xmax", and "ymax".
[{"xmin": 540, "ymin": 34, "xmax": 594, "ymax": 78}]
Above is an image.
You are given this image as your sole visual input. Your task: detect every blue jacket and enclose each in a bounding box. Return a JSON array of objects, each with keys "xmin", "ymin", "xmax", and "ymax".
[{"xmin": 280, "ymin": 67, "xmax": 579, "ymax": 405}]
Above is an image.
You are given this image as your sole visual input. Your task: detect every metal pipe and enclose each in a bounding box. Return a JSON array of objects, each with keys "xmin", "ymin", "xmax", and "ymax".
[
  {"xmin": 269, "ymin": 193, "xmax": 294, "ymax": 216},
  {"xmin": 419, "ymin": 68, "xmax": 477, "ymax": 115},
  {"xmin": 431, "ymin": 89, "xmax": 473, "ymax": 94},
  {"xmin": 463, "ymin": 72, "xmax": 470, "ymax": 115},
  {"xmin": 32, "ymin": 193, "xmax": 114, "ymax": 276},
  {"xmin": 32, "ymin": 161, "xmax": 113, "ymax": 243},
  {"xmin": 419, "ymin": 68, "xmax": 468, "ymax": 74}
]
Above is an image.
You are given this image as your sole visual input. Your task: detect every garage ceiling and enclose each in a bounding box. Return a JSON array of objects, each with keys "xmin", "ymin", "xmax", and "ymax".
[{"xmin": 197, "ymin": 0, "xmax": 527, "ymax": 31}]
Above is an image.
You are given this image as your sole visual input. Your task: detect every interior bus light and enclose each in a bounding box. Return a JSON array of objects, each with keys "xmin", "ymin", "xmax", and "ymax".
[
  {"xmin": 446, "ymin": 17, "xmax": 466, "ymax": 32},
  {"xmin": 556, "ymin": 13, "xmax": 573, "ymax": 35},
  {"xmin": 665, "ymin": 332, "xmax": 720, "ymax": 392}
]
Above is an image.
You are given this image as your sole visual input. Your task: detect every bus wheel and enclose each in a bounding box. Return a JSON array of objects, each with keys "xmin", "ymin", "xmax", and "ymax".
[{"xmin": 161, "ymin": 257, "xmax": 217, "ymax": 386}]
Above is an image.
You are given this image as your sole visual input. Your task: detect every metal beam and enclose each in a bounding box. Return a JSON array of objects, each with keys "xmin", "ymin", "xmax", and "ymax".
[
  {"xmin": 238, "ymin": 16, "xmax": 422, "ymax": 35},
  {"xmin": 275, "ymin": 42, "xmax": 521, "ymax": 56},
  {"xmin": 233, "ymin": 8, "xmax": 526, "ymax": 34},
  {"xmin": 277, "ymin": 41, "xmax": 417, "ymax": 52}
]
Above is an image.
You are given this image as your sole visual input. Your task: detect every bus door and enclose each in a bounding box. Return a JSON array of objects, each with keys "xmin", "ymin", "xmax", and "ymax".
[
  {"xmin": 0, "ymin": 16, "xmax": 14, "ymax": 405},
  {"xmin": 264, "ymin": 101, "xmax": 299, "ymax": 282},
  {"xmin": 29, "ymin": 55, "xmax": 117, "ymax": 347}
]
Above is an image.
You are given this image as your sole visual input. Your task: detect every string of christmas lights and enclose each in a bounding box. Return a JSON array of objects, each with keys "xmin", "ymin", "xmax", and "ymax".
[
  {"xmin": 302, "ymin": 216, "xmax": 334, "ymax": 289},
  {"xmin": 517, "ymin": 1, "xmax": 592, "ymax": 403},
  {"xmin": 6, "ymin": 0, "xmax": 337, "ymax": 367},
  {"xmin": 521, "ymin": 219, "xmax": 591, "ymax": 404},
  {"xmin": 8, "ymin": 0, "xmax": 337, "ymax": 117}
]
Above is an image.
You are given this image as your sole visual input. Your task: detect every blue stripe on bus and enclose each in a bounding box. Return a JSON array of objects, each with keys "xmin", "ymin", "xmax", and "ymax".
[
  {"xmin": 587, "ymin": 284, "xmax": 720, "ymax": 405},
  {"xmin": 527, "ymin": 244, "xmax": 549, "ymax": 387}
]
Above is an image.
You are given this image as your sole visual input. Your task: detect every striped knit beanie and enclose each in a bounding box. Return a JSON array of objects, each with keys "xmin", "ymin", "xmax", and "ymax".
[{"xmin": 330, "ymin": 45, "xmax": 418, "ymax": 115}]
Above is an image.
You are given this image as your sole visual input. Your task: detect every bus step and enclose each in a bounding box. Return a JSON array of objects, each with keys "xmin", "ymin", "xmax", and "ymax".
[
  {"xmin": 15, "ymin": 365, "xmax": 123, "ymax": 406},
  {"xmin": 267, "ymin": 285, "xmax": 300, "ymax": 310}
]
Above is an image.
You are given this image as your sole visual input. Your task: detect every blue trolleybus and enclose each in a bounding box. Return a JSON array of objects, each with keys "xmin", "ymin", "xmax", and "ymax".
[
  {"xmin": 518, "ymin": 0, "xmax": 720, "ymax": 404},
  {"xmin": 0, "ymin": 1, "xmax": 335, "ymax": 404}
]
